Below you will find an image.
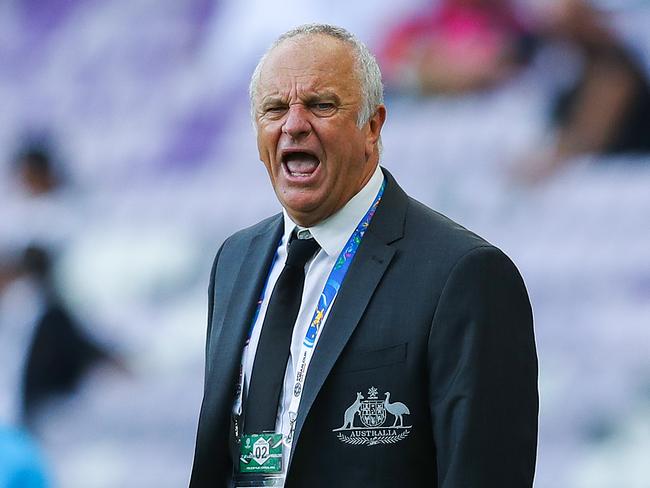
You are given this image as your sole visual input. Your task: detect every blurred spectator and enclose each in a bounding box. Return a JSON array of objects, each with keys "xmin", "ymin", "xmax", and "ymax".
[
  {"xmin": 0, "ymin": 251, "xmax": 54, "ymax": 487},
  {"xmin": 0, "ymin": 142, "xmax": 80, "ymax": 253},
  {"xmin": 378, "ymin": 0, "xmax": 537, "ymax": 94},
  {"xmin": 0, "ymin": 246, "xmax": 117, "ymax": 428},
  {"xmin": 518, "ymin": 0, "xmax": 650, "ymax": 182},
  {"xmin": 14, "ymin": 148, "xmax": 63, "ymax": 197},
  {"xmin": 21, "ymin": 246, "xmax": 119, "ymax": 425}
]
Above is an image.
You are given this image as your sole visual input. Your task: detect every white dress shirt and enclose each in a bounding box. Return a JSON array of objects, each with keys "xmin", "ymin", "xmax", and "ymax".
[{"xmin": 237, "ymin": 164, "xmax": 384, "ymax": 483}]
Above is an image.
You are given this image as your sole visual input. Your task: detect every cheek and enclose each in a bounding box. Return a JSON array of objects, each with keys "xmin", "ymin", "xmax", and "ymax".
[
  {"xmin": 260, "ymin": 158, "xmax": 273, "ymax": 178},
  {"xmin": 257, "ymin": 129, "xmax": 276, "ymax": 161}
]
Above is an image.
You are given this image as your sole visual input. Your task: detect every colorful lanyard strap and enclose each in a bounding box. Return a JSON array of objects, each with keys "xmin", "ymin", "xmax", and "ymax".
[{"xmin": 302, "ymin": 180, "xmax": 385, "ymax": 348}]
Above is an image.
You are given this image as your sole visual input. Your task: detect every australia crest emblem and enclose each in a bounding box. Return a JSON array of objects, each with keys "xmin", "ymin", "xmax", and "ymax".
[{"xmin": 333, "ymin": 386, "xmax": 411, "ymax": 446}]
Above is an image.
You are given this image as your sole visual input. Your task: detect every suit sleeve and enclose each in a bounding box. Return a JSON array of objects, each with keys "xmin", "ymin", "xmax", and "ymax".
[
  {"xmin": 204, "ymin": 243, "xmax": 224, "ymax": 386},
  {"xmin": 191, "ymin": 243, "xmax": 228, "ymax": 487},
  {"xmin": 427, "ymin": 245, "xmax": 538, "ymax": 487}
]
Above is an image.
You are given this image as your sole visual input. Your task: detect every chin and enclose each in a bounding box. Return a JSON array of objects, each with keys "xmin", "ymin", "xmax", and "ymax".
[
  {"xmin": 284, "ymin": 202, "xmax": 320, "ymax": 218},
  {"xmin": 283, "ymin": 201, "xmax": 325, "ymax": 223},
  {"xmin": 282, "ymin": 190, "xmax": 319, "ymax": 209}
]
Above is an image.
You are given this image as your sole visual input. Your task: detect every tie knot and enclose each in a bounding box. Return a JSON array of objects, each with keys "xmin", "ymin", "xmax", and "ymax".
[{"xmin": 286, "ymin": 235, "xmax": 320, "ymax": 268}]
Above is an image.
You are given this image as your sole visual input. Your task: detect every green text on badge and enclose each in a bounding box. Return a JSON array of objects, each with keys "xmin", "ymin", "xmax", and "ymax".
[{"xmin": 239, "ymin": 433, "xmax": 283, "ymax": 474}]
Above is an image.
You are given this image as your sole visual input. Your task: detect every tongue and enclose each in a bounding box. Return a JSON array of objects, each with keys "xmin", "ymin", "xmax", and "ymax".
[{"xmin": 286, "ymin": 155, "xmax": 319, "ymax": 175}]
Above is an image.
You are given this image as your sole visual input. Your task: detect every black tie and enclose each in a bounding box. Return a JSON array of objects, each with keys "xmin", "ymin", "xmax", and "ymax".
[{"xmin": 244, "ymin": 233, "xmax": 320, "ymax": 433}]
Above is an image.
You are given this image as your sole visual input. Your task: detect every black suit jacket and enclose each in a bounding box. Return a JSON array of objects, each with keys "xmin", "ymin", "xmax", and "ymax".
[{"xmin": 190, "ymin": 169, "xmax": 538, "ymax": 487}]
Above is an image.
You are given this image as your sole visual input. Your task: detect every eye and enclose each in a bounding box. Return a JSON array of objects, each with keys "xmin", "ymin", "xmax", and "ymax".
[
  {"xmin": 311, "ymin": 102, "xmax": 336, "ymax": 115},
  {"xmin": 262, "ymin": 105, "xmax": 288, "ymax": 118}
]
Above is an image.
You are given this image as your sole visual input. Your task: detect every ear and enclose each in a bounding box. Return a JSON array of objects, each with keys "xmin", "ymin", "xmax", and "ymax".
[{"xmin": 365, "ymin": 105, "xmax": 387, "ymax": 158}]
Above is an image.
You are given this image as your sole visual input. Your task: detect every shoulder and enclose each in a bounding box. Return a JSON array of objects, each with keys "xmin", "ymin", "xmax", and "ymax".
[
  {"xmin": 387, "ymin": 183, "xmax": 524, "ymax": 293},
  {"xmin": 379, "ymin": 167, "xmax": 493, "ymax": 259},
  {"xmin": 403, "ymin": 197, "xmax": 528, "ymax": 304},
  {"xmin": 376, "ymin": 168, "xmax": 515, "ymax": 278},
  {"xmin": 206, "ymin": 213, "xmax": 282, "ymax": 289},
  {"xmin": 404, "ymin": 196, "xmax": 491, "ymax": 256},
  {"xmin": 218, "ymin": 213, "xmax": 282, "ymax": 259},
  {"xmin": 400, "ymin": 192, "xmax": 505, "ymax": 275}
]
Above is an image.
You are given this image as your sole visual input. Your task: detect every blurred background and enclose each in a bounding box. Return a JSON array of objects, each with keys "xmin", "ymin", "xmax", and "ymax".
[{"xmin": 1, "ymin": 0, "xmax": 649, "ymax": 486}]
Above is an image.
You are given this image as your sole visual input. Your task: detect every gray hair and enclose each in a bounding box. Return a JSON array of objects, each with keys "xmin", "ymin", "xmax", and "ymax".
[{"xmin": 249, "ymin": 23, "xmax": 384, "ymax": 128}]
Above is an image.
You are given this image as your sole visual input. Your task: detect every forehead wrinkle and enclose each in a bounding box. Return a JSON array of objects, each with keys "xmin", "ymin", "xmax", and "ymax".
[
  {"xmin": 259, "ymin": 77, "xmax": 345, "ymax": 105},
  {"xmin": 260, "ymin": 66, "xmax": 334, "ymax": 88},
  {"xmin": 254, "ymin": 36, "xmax": 361, "ymax": 111}
]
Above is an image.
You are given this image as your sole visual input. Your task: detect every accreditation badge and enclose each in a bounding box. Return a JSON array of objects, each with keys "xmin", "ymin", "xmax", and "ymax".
[{"xmin": 239, "ymin": 433, "xmax": 283, "ymax": 474}]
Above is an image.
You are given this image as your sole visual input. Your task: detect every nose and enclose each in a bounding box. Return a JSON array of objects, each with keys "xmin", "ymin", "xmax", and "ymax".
[{"xmin": 282, "ymin": 104, "xmax": 312, "ymax": 140}]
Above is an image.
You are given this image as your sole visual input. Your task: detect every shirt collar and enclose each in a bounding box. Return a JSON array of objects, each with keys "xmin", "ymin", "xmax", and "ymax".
[{"xmin": 282, "ymin": 165, "xmax": 384, "ymax": 257}]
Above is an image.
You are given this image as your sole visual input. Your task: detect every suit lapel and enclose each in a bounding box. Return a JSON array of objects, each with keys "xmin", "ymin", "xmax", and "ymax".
[
  {"xmin": 204, "ymin": 216, "xmax": 283, "ymax": 438},
  {"xmin": 289, "ymin": 169, "xmax": 408, "ymax": 461}
]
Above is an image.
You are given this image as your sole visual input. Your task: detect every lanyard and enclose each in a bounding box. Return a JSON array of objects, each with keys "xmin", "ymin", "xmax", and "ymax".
[{"xmin": 233, "ymin": 180, "xmax": 385, "ymax": 441}]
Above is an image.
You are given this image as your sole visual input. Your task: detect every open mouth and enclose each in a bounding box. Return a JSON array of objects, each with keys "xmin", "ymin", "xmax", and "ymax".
[{"xmin": 282, "ymin": 152, "xmax": 320, "ymax": 177}]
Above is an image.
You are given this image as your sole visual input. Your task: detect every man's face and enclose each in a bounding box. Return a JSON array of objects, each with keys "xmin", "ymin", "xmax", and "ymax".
[{"xmin": 254, "ymin": 35, "xmax": 385, "ymax": 227}]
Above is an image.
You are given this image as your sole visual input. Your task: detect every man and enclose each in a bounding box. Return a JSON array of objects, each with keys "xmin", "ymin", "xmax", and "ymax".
[{"xmin": 191, "ymin": 24, "xmax": 538, "ymax": 488}]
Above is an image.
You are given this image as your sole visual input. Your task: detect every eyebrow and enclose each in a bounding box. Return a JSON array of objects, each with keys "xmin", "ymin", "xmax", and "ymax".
[
  {"xmin": 259, "ymin": 91, "xmax": 341, "ymax": 109},
  {"xmin": 303, "ymin": 91, "xmax": 340, "ymax": 104},
  {"xmin": 259, "ymin": 97, "xmax": 286, "ymax": 108}
]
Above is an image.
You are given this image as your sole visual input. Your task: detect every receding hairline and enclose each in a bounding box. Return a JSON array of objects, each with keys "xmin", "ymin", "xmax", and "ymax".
[{"xmin": 251, "ymin": 31, "xmax": 362, "ymax": 102}]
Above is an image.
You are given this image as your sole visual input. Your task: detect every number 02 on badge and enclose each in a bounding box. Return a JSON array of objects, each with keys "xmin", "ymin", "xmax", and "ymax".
[{"xmin": 240, "ymin": 433, "xmax": 283, "ymax": 474}]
